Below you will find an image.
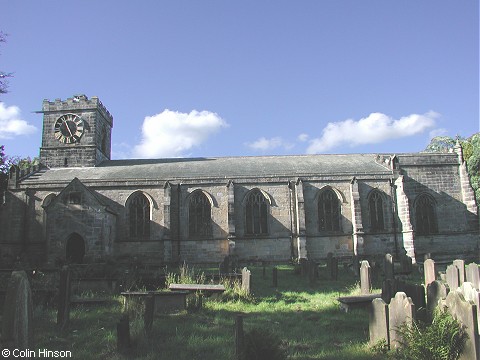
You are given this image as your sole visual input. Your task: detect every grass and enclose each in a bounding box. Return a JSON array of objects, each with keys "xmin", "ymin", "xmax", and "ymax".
[{"xmin": 33, "ymin": 264, "xmax": 387, "ymax": 360}]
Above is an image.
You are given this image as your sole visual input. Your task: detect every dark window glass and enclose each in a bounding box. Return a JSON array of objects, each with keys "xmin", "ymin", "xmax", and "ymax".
[
  {"xmin": 189, "ymin": 191, "xmax": 211, "ymax": 237},
  {"xmin": 245, "ymin": 190, "xmax": 268, "ymax": 235},
  {"xmin": 129, "ymin": 193, "xmax": 150, "ymax": 238},
  {"xmin": 369, "ymin": 191, "xmax": 385, "ymax": 231},
  {"xmin": 68, "ymin": 192, "xmax": 82, "ymax": 205},
  {"xmin": 415, "ymin": 194, "xmax": 437, "ymax": 235},
  {"xmin": 318, "ymin": 189, "xmax": 340, "ymax": 231}
]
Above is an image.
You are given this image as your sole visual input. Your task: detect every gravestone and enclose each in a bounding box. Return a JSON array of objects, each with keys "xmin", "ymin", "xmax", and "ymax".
[
  {"xmin": 57, "ymin": 266, "xmax": 71, "ymax": 330},
  {"xmin": 241, "ymin": 268, "xmax": 251, "ymax": 295},
  {"xmin": 360, "ymin": 261, "xmax": 371, "ymax": 295},
  {"xmin": 444, "ymin": 291, "xmax": 479, "ymax": 360},
  {"xmin": 423, "ymin": 259, "xmax": 436, "ymax": 286},
  {"xmin": 447, "ymin": 264, "xmax": 461, "ymax": 289},
  {"xmin": 235, "ymin": 314, "xmax": 245, "ymax": 360},
  {"xmin": 219, "ymin": 256, "xmax": 230, "ymax": 274},
  {"xmin": 381, "ymin": 279, "xmax": 395, "ymax": 304},
  {"xmin": 272, "ymin": 267, "xmax": 278, "ymax": 288},
  {"xmin": 395, "ymin": 279, "xmax": 426, "ymax": 315},
  {"xmin": 456, "ymin": 282, "xmax": 480, "ymax": 336},
  {"xmin": 326, "ymin": 253, "xmax": 334, "ymax": 278},
  {"xmin": 1, "ymin": 270, "xmax": 34, "ymax": 350},
  {"xmin": 144, "ymin": 295, "xmax": 154, "ymax": 335},
  {"xmin": 299, "ymin": 258, "xmax": 308, "ymax": 277},
  {"xmin": 369, "ymin": 298, "xmax": 389, "ymax": 346},
  {"xmin": 466, "ymin": 263, "xmax": 480, "ymax": 290},
  {"xmin": 453, "ymin": 259, "xmax": 466, "ymax": 286},
  {"xmin": 399, "ymin": 251, "xmax": 413, "ymax": 274},
  {"xmin": 308, "ymin": 260, "xmax": 316, "ymax": 285},
  {"xmin": 352, "ymin": 255, "xmax": 360, "ymax": 277},
  {"xmin": 117, "ymin": 314, "xmax": 130, "ymax": 351},
  {"xmin": 384, "ymin": 254, "xmax": 394, "ymax": 281},
  {"xmin": 426, "ymin": 280, "xmax": 448, "ymax": 317},
  {"xmin": 446, "ymin": 264, "xmax": 461, "ymax": 291},
  {"xmin": 330, "ymin": 257, "xmax": 339, "ymax": 281},
  {"xmin": 388, "ymin": 292, "xmax": 415, "ymax": 349}
]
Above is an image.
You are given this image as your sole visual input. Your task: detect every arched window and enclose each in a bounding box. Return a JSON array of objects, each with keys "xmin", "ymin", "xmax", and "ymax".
[
  {"xmin": 128, "ymin": 193, "xmax": 150, "ymax": 238},
  {"xmin": 245, "ymin": 189, "xmax": 268, "ymax": 235},
  {"xmin": 415, "ymin": 194, "xmax": 437, "ymax": 235},
  {"xmin": 318, "ymin": 188, "xmax": 341, "ymax": 231},
  {"xmin": 369, "ymin": 190, "xmax": 385, "ymax": 231},
  {"xmin": 189, "ymin": 191, "xmax": 211, "ymax": 237}
]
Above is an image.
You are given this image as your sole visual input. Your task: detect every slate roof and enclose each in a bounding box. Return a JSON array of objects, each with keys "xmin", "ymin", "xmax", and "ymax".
[{"xmin": 21, "ymin": 154, "xmax": 394, "ymax": 185}]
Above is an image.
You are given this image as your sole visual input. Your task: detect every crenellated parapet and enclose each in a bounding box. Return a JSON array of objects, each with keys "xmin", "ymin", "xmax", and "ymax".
[{"xmin": 41, "ymin": 94, "xmax": 113, "ymax": 126}]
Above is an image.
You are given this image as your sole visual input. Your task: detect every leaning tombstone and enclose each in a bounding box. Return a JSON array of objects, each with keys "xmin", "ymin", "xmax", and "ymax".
[
  {"xmin": 369, "ymin": 298, "xmax": 390, "ymax": 347},
  {"xmin": 1, "ymin": 270, "xmax": 34, "ymax": 350},
  {"xmin": 388, "ymin": 292, "xmax": 415, "ymax": 350},
  {"xmin": 360, "ymin": 261, "xmax": 371, "ymax": 295},
  {"xmin": 423, "ymin": 259, "xmax": 436, "ymax": 287},
  {"xmin": 444, "ymin": 291, "xmax": 479, "ymax": 360},
  {"xmin": 466, "ymin": 263, "xmax": 480, "ymax": 290},
  {"xmin": 384, "ymin": 254, "xmax": 394, "ymax": 281},
  {"xmin": 446, "ymin": 264, "xmax": 461, "ymax": 291},
  {"xmin": 241, "ymin": 267, "xmax": 251, "ymax": 295},
  {"xmin": 456, "ymin": 282, "xmax": 480, "ymax": 336},
  {"xmin": 426, "ymin": 280, "xmax": 448, "ymax": 318},
  {"xmin": 453, "ymin": 259, "xmax": 466, "ymax": 286},
  {"xmin": 57, "ymin": 266, "xmax": 71, "ymax": 330}
]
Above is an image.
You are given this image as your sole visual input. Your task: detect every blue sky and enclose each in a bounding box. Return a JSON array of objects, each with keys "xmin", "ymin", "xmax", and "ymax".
[{"xmin": 0, "ymin": 1, "xmax": 478, "ymax": 160}]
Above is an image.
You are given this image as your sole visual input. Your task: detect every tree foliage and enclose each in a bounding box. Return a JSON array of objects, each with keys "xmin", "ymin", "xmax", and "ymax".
[
  {"xmin": 425, "ymin": 133, "xmax": 480, "ymax": 205},
  {"xmin": 0, "ymin": 31, "xmax": 13, "ymax": 94}
]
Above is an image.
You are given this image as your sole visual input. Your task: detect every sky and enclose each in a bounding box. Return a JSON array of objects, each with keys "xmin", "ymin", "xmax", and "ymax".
[{"xmin": 0, "ymin": 1, "xmax": 478, "ymax": 161}]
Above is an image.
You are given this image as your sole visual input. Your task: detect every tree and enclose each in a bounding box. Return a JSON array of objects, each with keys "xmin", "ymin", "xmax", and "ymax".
[
  {"xmin": 425, "ymin": 133, "xmax": 480, "ymax": 205},
  {"xmin": 0, "ymin": 31, "xmax": 13, "ymax": 94},
  {"xmin": 0, "ymin": 145, "xmax": 40, "ymax": 191}
]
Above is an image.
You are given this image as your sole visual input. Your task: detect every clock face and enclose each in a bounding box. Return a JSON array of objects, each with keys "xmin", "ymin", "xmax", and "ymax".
[{"xmin": 54, "ymin": 114, "xmax": 84, "ymax": 144}]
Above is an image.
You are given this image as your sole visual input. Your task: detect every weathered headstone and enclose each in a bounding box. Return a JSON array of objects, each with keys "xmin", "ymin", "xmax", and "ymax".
[
  {"xmin": 117, "ymin": 314, "xmax": 130, "ymax": 351},
  {"xmin": 1, "ymin": 270, "xmax": 34, "ymax": 350},
  {"xmin": 272, "ymin": 267, "xmax": 278, "ymax": 288},
  {"xmin": 423, "ymin": 258, "xmax": 436, "ymax": 286},
  {"xmin": 456, "ymin": 282, "xmax": 480, "ymax": 336},
  {"xmin": 235, "ymin": 314, "xmax": 245, "ymax": 360},
  {"xmin": 446, "ymin": 264, "xmax": 461, "ymax": 291},
  {"xmin": 144, "ymin": 295, "xmax": 154, "ymax": 335},
  {"xmin": 384, "ymin": 254, "xmax": 394, "ymax": 281},
  {"xmin": 330, "ymin": 257, "xmax": 339, "ymax": 281},
  {"xmin": 241, "ymin": 267, "xmax": 251, "ymax": 295},
  {"xmin": 360, "ymin": 261, "xmax": 371, "ymax": 295},
  {"xmin": 219, "ymin": 256, "xmax": 230, "ymax": 275},
  {"xmin": 466, "ymin": 263, "xmax": 480, "ymax": 290},
  {"xmin": 381, "ymin": 279, "xmax": 395, "ymax": 304},
  {"xmin": 399, "ymin": 250, "xmax": 413, "ymax": 274},
  {"xmin": 57, "ymin": 266, "xmax": 71, "ymax": 330},
  {"xmin": 453, "ymin": 259, "xmax": 466, "ymax": 286},
  {"xmin": 444, "ymin": 291, "xmax": 479, "ymax": 360},
  {"xmin": 388, "ymin": 292, "xmax": 415, "ymax": 349},
  {"xmin": 352, "ymin": 255, "xmax": 360, "ymax": 277},
  {"xmin": 395, "ymin": 279, "xmax": 426, "ymax": 315},
  {"xmin": 426, "ymin": 280, "xmax": 448, "ymax": 317},
  {"xmin": 369, "ymin": 298, "xmax": 390, "ymax": 346},
  {"xmin": 299, "ymin": 258, "xmax": 308, "ymax": 277}
]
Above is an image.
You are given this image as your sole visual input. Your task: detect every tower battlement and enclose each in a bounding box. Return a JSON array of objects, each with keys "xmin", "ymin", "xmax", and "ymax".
[{"xmin": 42, "ymin": 94, "xmax": 113, "ymax": 125}]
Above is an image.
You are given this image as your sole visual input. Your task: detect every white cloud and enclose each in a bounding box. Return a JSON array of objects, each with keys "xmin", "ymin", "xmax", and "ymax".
[
  {"xmin": 297, "ymin": 133, "xmax": 309, "ymax": 142},
  {"xmin": 306, "ymin": 111, "xmax": 438, "ymax": 153},
  {"xmin": 246, "ymin": 136, "xmax": 294, "ymax": 152},
  {"xmin": 0, "ymin": 103, "xmax": 37, "ymax": 139},
  {"xmin": 132, "ymin": 109, "xmax": 228, "ymax": 158},
  {"xmin": 428, "ymin": 128, "xmax": 448, "ymax": 139}
]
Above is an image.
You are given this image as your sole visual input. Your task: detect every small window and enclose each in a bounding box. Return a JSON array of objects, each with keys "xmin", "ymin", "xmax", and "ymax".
[
  {"xmin": 369, "ymin": 191, "xmax": 385, "ymax": 231},
  {"xmin": 318, "ymin": 189, "xmax": 341, "ymax": 231},
  {"xmin": 189, "ymin": 191, "xmax": 212, "ymax": 237},
  {"xmin": 68, "ymin": 192, "xmax": 82, "ymax": 205},
  {"xmin": 245, "ymin": 190, "xmax": 268, "ymax": 235},
  {"xmin": 415, "ymin": 194, "xmax": 437, "ymax": 235}
]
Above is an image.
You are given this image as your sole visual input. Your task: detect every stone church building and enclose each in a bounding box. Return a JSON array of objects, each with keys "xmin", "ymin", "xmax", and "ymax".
[{"xmin": 0, "ymin": 95, "xmax": 478, "ymax": 267}]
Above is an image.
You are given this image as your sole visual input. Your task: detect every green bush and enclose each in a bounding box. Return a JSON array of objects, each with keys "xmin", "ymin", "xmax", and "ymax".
[{"xmin": 395, "ymin": 309, "xmax": 467, "ymax": 360}]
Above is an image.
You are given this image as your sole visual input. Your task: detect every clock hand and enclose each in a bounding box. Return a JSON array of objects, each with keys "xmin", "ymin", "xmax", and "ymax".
[{"xmin": 66, "ymin": 122, "xmax": 74, "ymax": 137}]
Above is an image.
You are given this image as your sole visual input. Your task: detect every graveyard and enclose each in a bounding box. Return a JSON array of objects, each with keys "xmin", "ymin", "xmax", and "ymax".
[{"xmin": 0, "ymin": 256, "xmax": 479, "ymax": 359}]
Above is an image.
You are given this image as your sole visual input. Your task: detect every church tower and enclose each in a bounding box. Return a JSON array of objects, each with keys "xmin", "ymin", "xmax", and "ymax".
[{"xmin": 39, "ymin": 94, "xmax": 113, "ymax": 168}]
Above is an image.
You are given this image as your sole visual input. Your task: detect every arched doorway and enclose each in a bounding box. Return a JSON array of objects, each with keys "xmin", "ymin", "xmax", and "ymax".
[{"xmin": 66, "ymin": 233, "xmax": 85, "ymax": 264}]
